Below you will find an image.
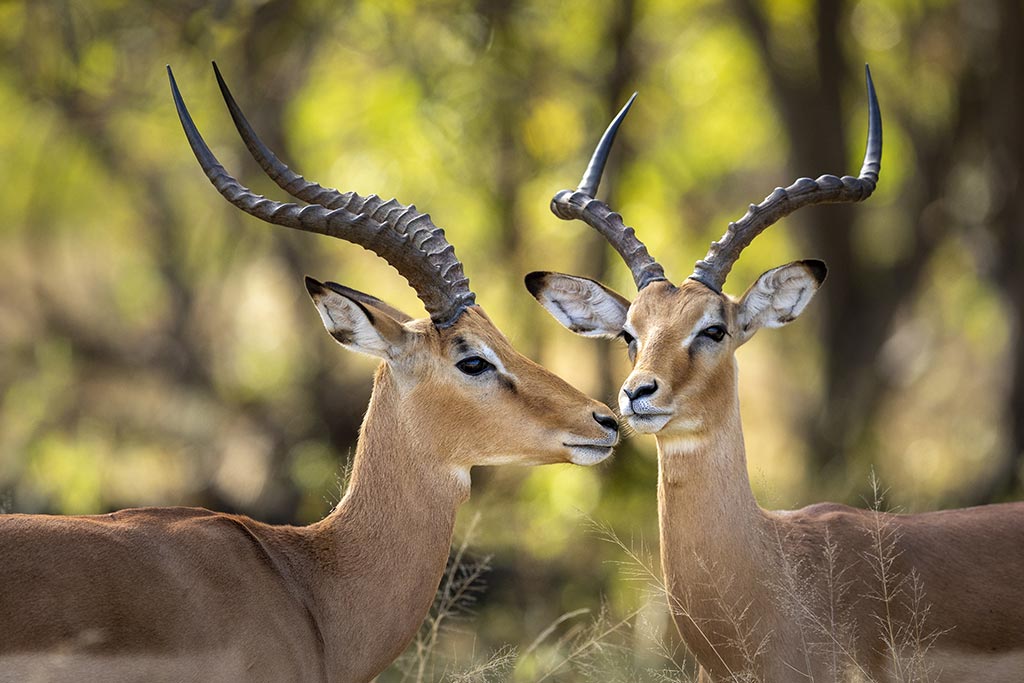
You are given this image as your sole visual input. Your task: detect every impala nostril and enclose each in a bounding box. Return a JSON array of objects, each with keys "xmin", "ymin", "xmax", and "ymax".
[
  {"xmin": 593, "ymin": 412, "xmax": 619, "ymax": 433},
  {"xmin": 624, "ymin": 380, "xmax": 658, "ymax": 402}
]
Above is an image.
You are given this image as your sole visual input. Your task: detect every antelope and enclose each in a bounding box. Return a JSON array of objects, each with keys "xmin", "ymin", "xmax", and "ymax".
[
  {"xmin": 526, "ymin": 68, "xmax": 1024, "ymax": 682},
  {"xmin": 0, "ymin": 64, "xmax": 620, "ymax": 683}
]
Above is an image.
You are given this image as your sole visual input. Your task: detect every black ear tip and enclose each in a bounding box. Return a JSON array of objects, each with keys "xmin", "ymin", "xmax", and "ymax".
[
  {"xmin": 802, "ymin": 260, "xmax": 828, "ymax": 284},
  {"xmin": 304, "ymin": 276, "xmax": 324, "ymax": 297},
  {"xmin": 524, "ymin": 271, "xmax": 548, "ymax": 297}
]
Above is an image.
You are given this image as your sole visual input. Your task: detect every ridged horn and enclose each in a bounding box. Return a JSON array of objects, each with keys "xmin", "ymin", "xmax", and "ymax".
[
  {"xmin": 690, "ymin": 65, "xmax": 882, "ymax": 292},
  {"xmin": 168, "ymin": 64, "xmax": 475, "ymax": 328},
  {"xmin": 549, "ymin": 93, "xmax": 667, "ymax": 291}
]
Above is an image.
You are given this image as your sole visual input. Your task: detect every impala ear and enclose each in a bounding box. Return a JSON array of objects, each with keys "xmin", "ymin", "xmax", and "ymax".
[
  {"xmin": 525, "ymin": 271, "xmax": 631, "ymax": 339},
  {"xmin": 736, "ymin": 260, "xmax": 826, "ymax": 344},
  {"xmin": 305, "ymin": 277, "xmax": 411, "ymax": 359}
]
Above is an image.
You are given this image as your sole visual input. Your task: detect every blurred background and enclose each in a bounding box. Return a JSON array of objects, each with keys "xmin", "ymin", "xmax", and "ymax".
[{"xmin": 1, "ymin": 0, "xmax": 1022, "ymax": 679}]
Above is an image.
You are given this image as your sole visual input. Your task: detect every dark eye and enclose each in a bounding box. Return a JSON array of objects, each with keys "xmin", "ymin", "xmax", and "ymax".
[
  {"xmin": 456, "ymin": 356, "xmax": 493, "ymax": 376},
  {"xmin": 621, "ymin": 331, "xmax": 639, "ymax": 363},
  {"xmin": 699, "ymin": 325, "xmax": 728, "ymax": 343}
]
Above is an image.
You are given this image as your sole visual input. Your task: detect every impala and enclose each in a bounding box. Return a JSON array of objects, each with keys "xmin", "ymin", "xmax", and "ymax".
[
  {"xmin": 0, "ymin": 64, "xmax": 620, "ymax": 682},
  {"xmin": 527, "ymin": 68, "xmax": 1024, "ymax": 682}
]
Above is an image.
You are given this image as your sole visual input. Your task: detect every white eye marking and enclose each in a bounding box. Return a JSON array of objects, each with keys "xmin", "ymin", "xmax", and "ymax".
[
  {"xmin": 467, "ymin": 342, "xmax": 517, "ymax": 383},
  {"xmin": 683, "ymin": 312, "xmax": 724, "ymax": 347}
]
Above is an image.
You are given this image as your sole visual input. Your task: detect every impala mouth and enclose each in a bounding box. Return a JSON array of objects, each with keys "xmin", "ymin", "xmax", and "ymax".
[
  {"xmin": 563, "ymin": 442, "xmax": 615, "ymax": 466},
  {"xmin": 625, "ymin": 411, "xmax": 673, "ymax": 434}
]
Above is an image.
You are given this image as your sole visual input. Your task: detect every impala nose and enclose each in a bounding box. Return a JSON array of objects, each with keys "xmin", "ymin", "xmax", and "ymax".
[
  {"xmin": 623, "ymin": 380, "xmax": 658, "ymax": 402},
  {"xmin": 593, "ymin": 412, "xmax": 619, "ymax": 433}
]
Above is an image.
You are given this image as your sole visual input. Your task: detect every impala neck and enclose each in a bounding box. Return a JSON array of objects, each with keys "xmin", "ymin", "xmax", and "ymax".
[
  {"xmin": 310, "ymin": 364, "xmax": 470, "ymax": 679},
  {"xmin": 655, "ymin": 378, "xmax": 779, "ymax": 674}
]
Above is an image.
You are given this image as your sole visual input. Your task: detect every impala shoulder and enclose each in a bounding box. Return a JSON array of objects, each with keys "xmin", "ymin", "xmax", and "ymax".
[
  {"xmin": 106, "ymin": 508, "xmax": 284, "ymax": 558},
  {"xmin": 191, "ymin": 510, "xmax": 279, "ymax": 546},
  {"xmin": 795, "ymin": 501, "xmax": 862, "ymax": 517},
  {"xmin": 97, "ymin": 506, "xmax": 220, "ymax": 525},
  {"xmin": 770, "ymin": 502, "xmax": 874, "ymax": 539},
  {"xmin": 778, "ymin": 501, "xmax": 866, "ymax": 523}
]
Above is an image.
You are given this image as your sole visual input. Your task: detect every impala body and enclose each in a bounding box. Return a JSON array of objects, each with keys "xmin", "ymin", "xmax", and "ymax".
[
  {"xmin": 528, "ymin": 70, "xmax": 1024, "ymax": 682},
  {"xmin": 0, "ymin": 65, "xmax": 619, "ymax": 683}
]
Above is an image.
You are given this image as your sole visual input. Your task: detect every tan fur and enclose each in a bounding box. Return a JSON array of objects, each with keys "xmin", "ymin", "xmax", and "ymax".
[
  {"xmin": 0, "ymin": 307, "xmax": 617, "ymax": 682},
  {"xmin": 625, "ymin": 280, "xmax": 1024, "ymax": 682}
]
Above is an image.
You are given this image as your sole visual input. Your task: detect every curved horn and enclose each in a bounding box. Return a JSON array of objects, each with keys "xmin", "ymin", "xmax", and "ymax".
[
  {"xmin": 690, "ymin": 65, "xmax": 882, "ymax": 292},
  {"xmin": 549, "ymin": 94, "xmax": 666, "ymax": 291},
  {"xmin": 213, "ymin": 62, "xmax": 363, "ymax": 212},
  {"xmin": 167, "ymin": 65, "xmax": 474, "ymax": 328}
]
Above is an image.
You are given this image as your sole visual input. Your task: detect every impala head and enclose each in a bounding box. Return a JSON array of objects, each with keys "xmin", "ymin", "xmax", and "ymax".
[
  {"xmin": 169, "ymin": 63, "xmax": 618, "ymax": 468},
  {"xmin": 527, "ymin": 262, "xmax": 827, "ymax": 438},
  {"xmin": 528, "ymin": 68, "xmax": 880, "ymax": 439}
]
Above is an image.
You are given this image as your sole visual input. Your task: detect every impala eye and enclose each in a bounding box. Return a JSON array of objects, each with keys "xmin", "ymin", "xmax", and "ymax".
[
  {"xmin": 621, "ymin": 331, "xmax": 638, "ymax": 363},
  {"xmin": 456, "ymin": 356, "xmax": 493, "ymax": 376},
  {"xmin": 699, "ymin": 325, "xmax": 728, "ymax": 343}
]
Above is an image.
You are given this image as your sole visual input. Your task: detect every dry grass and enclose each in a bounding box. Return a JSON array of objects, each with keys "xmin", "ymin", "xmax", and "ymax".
[
  {"xmin": 392, "ymin": 512, "xmax": 499, "ymax": 683},
  {"xmin": 859, "ymin": 471, "xmax": 944, "ymax": 683},
  {"xmin": 385, "ymin": 474, "xmax": 944, "ymax": 682}
]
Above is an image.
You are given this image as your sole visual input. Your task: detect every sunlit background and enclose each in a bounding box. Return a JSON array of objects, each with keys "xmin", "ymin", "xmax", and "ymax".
[{"xmin": 2, "ymin": 0, "xmax": 1022, "ymax": 679}]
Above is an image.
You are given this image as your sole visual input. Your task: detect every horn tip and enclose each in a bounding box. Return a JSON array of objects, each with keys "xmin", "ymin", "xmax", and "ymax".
[
  {"xmin": 213, "ymin": 62, "xmax": 228, "ymax": 91},
  {"xmin": 619, "ymin": 92, "xmax": 638, "ymax": 118}
]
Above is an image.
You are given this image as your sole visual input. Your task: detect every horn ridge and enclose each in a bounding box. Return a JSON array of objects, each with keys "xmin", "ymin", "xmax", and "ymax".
[
  {"xmin": 689, "ymin": 65, "xmax": 883, "ymax": 292},
  {"xmin": 550, "ymin": 94, "xmax": 667, "ymax": 291},
  {"xmin": 169, "ymin": 64, "xmax": 475, "ymax": 327}
]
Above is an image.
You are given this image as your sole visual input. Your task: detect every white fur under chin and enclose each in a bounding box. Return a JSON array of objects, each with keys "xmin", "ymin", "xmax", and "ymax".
[
  {"xmin": 627, "ymin": 413, "xmax": 673, "ymax": 434},
  {"xmin": 567, "ymin": 445, "xmax": 614, "ymax": 466}
]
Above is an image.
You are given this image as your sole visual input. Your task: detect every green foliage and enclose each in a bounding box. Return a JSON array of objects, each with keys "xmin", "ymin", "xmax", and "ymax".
[{"xmin": 1, "ymin": 0, "xmax": 1021, "ymax": 674}]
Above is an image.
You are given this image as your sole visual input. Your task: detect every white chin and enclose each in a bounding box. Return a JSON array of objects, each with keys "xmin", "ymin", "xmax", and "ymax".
[
  {"xmin": 567, "ymin": 445, "xmax": 614, "ymax": 466},
  {"xmin": 627, "ymin": 413, "xmax": 673, "ymax": 434}
]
